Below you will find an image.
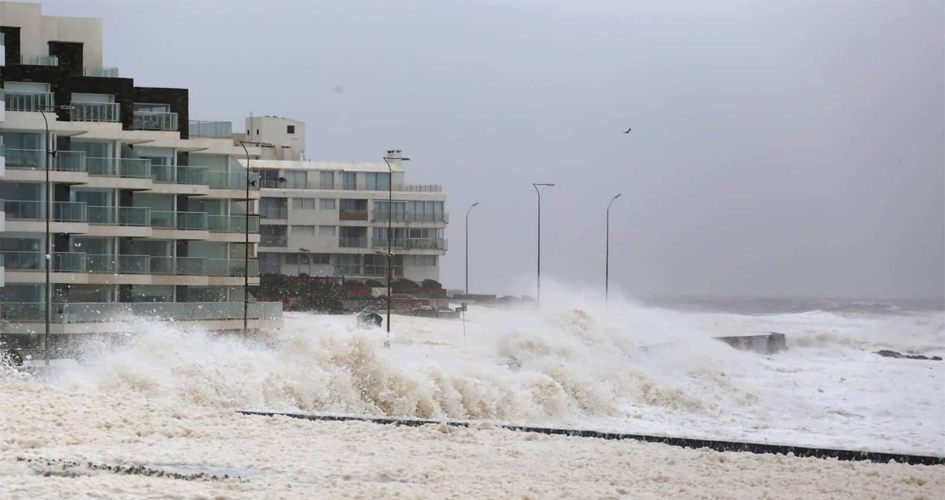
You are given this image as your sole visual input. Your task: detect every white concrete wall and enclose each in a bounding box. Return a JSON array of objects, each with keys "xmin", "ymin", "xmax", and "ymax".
[
  {"xmin": 1, "ymin": 2, "xmax": 104, "ymax": 66},
  {"xmin": 246, "ymin": 116, "xmax": 305, "ymax": 161}
]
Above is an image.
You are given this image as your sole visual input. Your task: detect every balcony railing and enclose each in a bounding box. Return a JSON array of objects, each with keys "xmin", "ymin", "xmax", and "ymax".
[
  {"xmin": 0, "ymin": 301, "xmax": 283, "ymax": 324},
  {"xmin": 87, "ymin": 254, "xmax": 150, "ymax": 274},
  {"xmin": 86, "ymin": 157, "xmax": 151, "ymax": 178},
  {"xmin": 133, "ymin": 111, "xmax": 178, "ymax": 131},
  {"xmin": 362, "ymin": 265, "xmax": 404, "ymax": 278},
  {"xmin": 87, "ymin": 206, "xmax": 151, "ymax": 226},
  {"xmin": 371, "ymin": 211, "xmax": 449, "ymax": 223},
  {"xmin": 206, "ymin": 259, "xmax": 260, "ymax": 277},
  {"xmin": 1, "ymin": 149, "xmax": 86, "ymax": 171},
  {"xmin": 20, "ymin": 55, "xmax": 59, "ymax": 66},
  {"xmin": 256, "ymin": 180, "xmax": 443, "ymax": 193},
  {"xmin": 0, "ymin": 252, "xmax": 85, "ymax": 272},
  {"xmin": 2, "ymin": 90, "xmax": 55, "ymax": 112},
  {"xmin": 150, "ymin": 211, "xmax": 208, "ymax": 231},
  {"xmin": 189, "ymin": 120, "xmax": 233, "ymax": 139},
  {"xmin": 1, "ymin": 200, "xmax": 87, "ymax": 222},
  {"xmin": 83, "ymin": 67, "xmax": 120, "ymax": 78},
  {"xmin": 207, "ymin": 171, "xmax": 259, "ymax": 190},
  {"xmin": 150, "ymin": 256, "xmax": 206, "ymax": 276},
  {"xmin": 372, "ymin": 238, "xmax": 448, "ymax": 250},
  {"xmin": 208, "ymin": 214, "xmax": 261, "ymax": 234},
  {"xmin": 260, "ymin": 236, "xmax": 288, "ymax": 247},
  {"xmin": 339, "ymin": 237, "xmax": 367, "ymax": 248},
  {"xmin": 152, "ymin": 165, "xmax": 209, "ymax": 185},
  {"xmin": 339, "ymin": 209, "xmax": 368, "ymax": 221},
  {"xmin": 71, "ymin": 101, "xmax": 120, "ymax": 122},
  {"xmin": 260, "ymin": 207, "xmax": 288, "ymax": 219}
]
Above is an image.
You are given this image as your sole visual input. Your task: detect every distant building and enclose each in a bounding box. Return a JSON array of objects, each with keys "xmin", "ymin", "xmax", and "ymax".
[
  {"xmin": 0, "ymin": 2, "xmax": 281, "ymax": 348},
  {"xmin": 248, "ymin": 116, "xmax": 448, "ymax": 284}
]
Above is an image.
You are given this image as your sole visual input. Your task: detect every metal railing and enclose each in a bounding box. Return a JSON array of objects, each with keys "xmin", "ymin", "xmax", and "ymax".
[
  {"xmin": 133, "ymin": 111, "xmax": 178, "ymax": 131},
  {"xmin": 83, "ymin": 67, "xmax": 120, "ymax": 78},
  {"xmin": 177, "ymin": 166, "xmax": 208, "ymax": 185},
  {"xmin": 71, "ymin": 101, "xmax": 120, "ymax": 122},
  {"xmin": 362, "ymin": 265, "xmax": 404, "ymax": 277},
  {"xmin": 2, "ymin": 90, "xmax": 56, "ymax": 112},
  {"xmin": 0, "ymin": 301, "xmax": 282, "ymax": 323},
  {"xmin": 372, "ymin": 238, "xmax": 448, "ymax": 250},
  {"xmin": 86, "ymin": 157, "xmax": 152, "ymax": 178},
  {"xmin": 339, "ymin": 209, "xmax": 369, "ymax": 221},
  {"xmin": 86, "ymin": 206, "xmax": 151, "ymax": 226},
  {"xmin": 20, "ymin": 55, "xmax": 59, "ymax": 66},
  {"xmin": 206, "ymin": 259, "xmax": 259, "ymax": 277},
  {"xmin": 260, "ymin": 236, "xmax": 288, "ymax": 247},
  {"xmin": 208, "ymin": 214, "xmax": 260, "ymax": 233},
  {"xmin": 150, "ymin": 256, "xmax": 206, "ymax": 276},
  {"xmin": 256, "ymin": 179, "xmax": 443, "ymax": 193},
  {"xmin": 1, "ymin": 200, "xmax": 87, "ymax": 222},
  {"xmin": 339, "ymin": 237, "xmax": 367, "ymax": 248},
  {"xmin": 207, "ymin": 171, "xmax": 259, "ymax": 190},
  {"xmin": 189, "ymin": 120, "xmax": 233, "ymax": 139},
  {"xmin": 150, "ymin": 211, "xmax": 208, "ymax": 231},
  {"xmin": 371, "ymin": 211, "xmax": 449, "ymax": 223}
]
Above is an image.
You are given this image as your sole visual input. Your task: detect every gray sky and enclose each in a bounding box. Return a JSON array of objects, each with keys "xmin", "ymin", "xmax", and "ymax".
[{"xmin": 42, "ymin": 0, "xmax": 945, "ymax": 299}]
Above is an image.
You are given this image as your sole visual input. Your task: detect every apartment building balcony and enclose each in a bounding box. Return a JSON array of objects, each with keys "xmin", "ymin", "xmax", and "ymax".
[
  {"xmin": 2, "ymin": 200, "xmax": 89, "ymax": 233},
  {"xmin": 339, "ymin": 209, "xmax": 368, "ymax": 221},
  {"xmin": 85, "ymin": 157, "xmax": 152, "ymax": 189},
  {"xmin": 1, "ymin": 149, "xmax": 89, "ymax": 183},
  {"xmin": 1, "ymin": 251, "xmax": 90, "ymax": 285},
  {"xmin": 258, "ymin": 181, "xmax": 443, "ymax": 193},
  {"xmin": 0, "ymin": 301, "xmax": 282, "ymax": 334},
  {"xmin": 339, "ymin": 237, "xmax": 367, "ymax": 248},
  {"xmin": 86, "ymin": 206, "xmax": 152, "ymax": 237},
  {"xmin": 150, "ymin": 211, "xmax": 210, "ymax": 239},
  {"xmin": 205, "ymin": 171, "xmax": 261, "ymax": 199},
  {"xmin": 372, "ymin": 238, "xmax": 448, "ymax": 251},
  {"xmin": 132, "ymin": 111, "xmax": 179, "ymax": 132},
  {"xmin": 260, "ymin": 235, "xmax": 288, "ymax": 248},
  {"xmin": 149, "ymin": 165, "xmax": 210, "ymax": 195},
  {"xmin": 207, "ymin": 214, "xmax": 261, "ymax": 243},
  {"xmin": 20, "ymin": 55, "xmax": 59, "ymax": 66},
  {"xmin": 82, "ymin": 67, "xmax": 120, "ymax": 78},
  {"xmin": 207, "ymin": 258, "xmax": 260, "ymax": 286},
  {"xmin": 2, "ymin": 90, "xmax": 55, "ymax": 112},
  {"xmin": 371, "ymin": 211, "xmax": 449, "ymax": 223},
  {"xmin": 189, "ymin": 120, "xmax": 233, "ymax": 139},
  {"xmin": 260, "ymin": 207, "xmax": 288, "ymax": 220},
  {"xmin": 70, "ymin": 101, "xmax": 120, "ymax": 123}
]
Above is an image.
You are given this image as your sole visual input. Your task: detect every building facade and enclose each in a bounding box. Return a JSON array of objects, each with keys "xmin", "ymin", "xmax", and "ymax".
[
  {"xmin": 251, "ymin": 117, "xmax": 448, "ymax": 283},
  {"xmin": 0, "ymin": 2, "xmax": 281, "ymax": 346}
]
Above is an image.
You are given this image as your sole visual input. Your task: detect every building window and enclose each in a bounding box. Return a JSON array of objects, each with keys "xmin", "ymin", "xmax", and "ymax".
[
  {"xmin": 406, "ymin": 255, "xmax": 437, "ymax": 266},
  {"xmin": 284, "ymin": 171, "xmax": 307, "ymax": 189},
  {"xmin": 291, "ymin": 225, "xmax": 315, "ymax": 237},
  {"xmin": 292, "ymin": 197, "xmax": 315, "ymax": 209},
  {"xmin": 287, "ymin": 125, "xmax": 295, "ymax": 134},
  {"xmin": 319, "ymin": 171, "xmax": 335, "ymax": 189},
  {"xmin": 285, "ymin": 253, "xmax": 298, "ymax": 265},
  {"xmin": 318, "ymin": 226, "xmax": 336, "ymax": 237},
  {"xmin": 365, "ymin": 173, "xmax": 390, "ymax": 191},
  {"xmin": 319, "ymin": 199, "xmax": 336, "ymax": 210},
  {"xmin": 343, "ymin": 172, "xmax": 357, "ymax": 190},
  {"xmin": 311, "ymin": 254, "xmax": 330, "ymax": 265}
]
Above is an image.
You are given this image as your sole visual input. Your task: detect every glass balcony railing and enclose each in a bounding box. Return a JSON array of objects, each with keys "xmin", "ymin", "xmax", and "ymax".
[
  {"xmin": 0, "ymin": 148, "xmax": 84, "ymax": 171},
  {"xmin": 83, "ymin": 67, "xmax": 119, "ymax": 78},
  {"xmin": 260, "ymin": 236, "xmax": 288, "ymax": 247},
  {"xmin": 339, "ymin": 237, "xmax": 367, "ymax": 248},
  {"xmin": 151, "ymin": 164, "xmax": 174, "ymax": 183},
  {"xmin": 177, "ymin": 166, "xmax": 208, "ymax": 185},
  {"xmin": 71, "ymin": 101, "xmax": 120, "ymax": 122},
  {"xmin": 133, "ymin": 111, "xmax": 178, "ymax": 131},
  {"xmin": 2, "ymin": 90, "xmax": 55, "ymax": 112},
  {"xmin": 189, "ymin": 120, "xmax": 233, "ymax": 139},
  {"xmin": 1, "ymin": 200, "xmax": 87, "ymax": 222},
  {"xmin": 207, "ymin": 171, "xmax": 259, "ymax": 190},
  {"xmin": 54, "ymin": 151, "xmax": 87, "ymax": 172},
  {"xmin": 372, "ymin": 211, "xmax": 449, "ymax": 223},
  {"xmin": 86, "ymin": 157, "xmax": 151, "ymax": 178},
  {"xmin": 87, "ymin": 254, "xmax": 150, "ymax": 274},
  {"xmin": 0, "ymin": 301, "xmax": 283, "ymax": 324},
  {"xmin": 20, "ymin": 55, "xmax": 59, "ymax": 66},
  {"xmin": 0, "ymin": 252, "xmax": 86, "ymax": 272},
  {"xmin": 372, "ymin": 238, "xmax": 448, "ymax": 250},
  {"xmin": 87, "ymin": 206, "xmax": 151, "ymax": 226},
  {"xmin": 208, "ymin": 214, "xmax": 260, "ymax": 234},
  {"xmin": 206, "ymin": 259, "xmax": 260, "ymax": 277},
  {"xmin": 150, "ymin": 211, "xmax": 209, "ymax": 231},
  {"xmin": 260, "ymin": 207, "xmax": 288, "ymax": 219}
]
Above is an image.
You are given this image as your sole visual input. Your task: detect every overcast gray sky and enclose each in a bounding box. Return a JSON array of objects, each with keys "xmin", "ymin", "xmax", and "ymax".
[{"xmin": 42, "ymin": 0, "xmax": 945, "ymax": 299}]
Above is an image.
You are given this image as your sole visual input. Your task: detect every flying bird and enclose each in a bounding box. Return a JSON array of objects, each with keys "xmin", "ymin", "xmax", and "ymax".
[{"xmin": 623, "ymin": 127, "xmax": 632, "ymax": 134}]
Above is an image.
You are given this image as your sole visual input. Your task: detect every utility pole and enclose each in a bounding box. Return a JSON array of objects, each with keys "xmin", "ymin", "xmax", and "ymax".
[
  {"xmin": 532, "ymin": 183, "xmax": 554, "ymax": 305},
  {"xmin": 606, "ymin": 194, "xmax": 621, "ymax": 305}
]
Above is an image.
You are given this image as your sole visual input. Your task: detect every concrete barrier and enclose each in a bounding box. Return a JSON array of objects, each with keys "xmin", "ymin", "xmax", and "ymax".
[
  {"xmin": 236, "ymin": 410, "xmax": 944, "ymax": 466},
  {"xmin": 714, "ymin": 333, "xmax": 788, "ymax": 354}
]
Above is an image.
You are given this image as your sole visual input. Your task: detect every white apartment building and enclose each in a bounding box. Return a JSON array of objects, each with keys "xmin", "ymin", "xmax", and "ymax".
[
  {"xmin": 0, "ymin": 2, "xmax": 281, "ymax": 350},
  {"xmin": 250, "ymin": 117, "xmax": 448, "ymax": 284}
]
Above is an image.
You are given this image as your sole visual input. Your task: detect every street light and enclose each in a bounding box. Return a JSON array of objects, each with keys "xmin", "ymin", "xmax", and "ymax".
[
  {"xmin": 532, "ymin": 183, "xmax": 554, "ymax": 305},
  {"xmin": 606, "ymin": 194, "xmax": 621, "ymax": 305},
  {"xmin": 299, "ymin": 247, "xmax": 311, "ymax": 277},
  {"xmin": 37, "ymin": 104, "xmax": 74, "ymax": 366},
  {"xmin": 381, "ymin": 155, "xmax": 410, "ymax": 341},
  {"xmin": 238, "ymin": 140, "xmax": 273, "ymax": 335},
  {"xmin": 465, "ymin": 202, "xmax": 479, "ymax": 296}
]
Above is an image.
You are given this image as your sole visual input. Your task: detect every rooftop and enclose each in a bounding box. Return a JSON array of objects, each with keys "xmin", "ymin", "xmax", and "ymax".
[{"xmin": 239, "ymin": 159, "xmax": 404, "ymax": 173}]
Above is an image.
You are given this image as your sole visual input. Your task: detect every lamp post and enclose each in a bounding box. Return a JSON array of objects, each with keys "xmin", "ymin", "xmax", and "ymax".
[
  {"xmin": 532, "ymin": 183, "xmax": 555, "ymax": 305},
  {"xmin": 239, "ymin": 140, "xmax": 272, "ymax": 335},
  {"xmin": 382, "ymin": 155, "xmax": 410, "ymax": 340},
  {"xmin": 465, "ymin": 202, "xmax": 479, "ymax": 296},
  {"xmin": 606, "ymin": 193, "xmax": 621, "ymax": 305},
  {"xmin": 37, "ymin": 104, "xmax": 73, "ymax": 366},
  {"xmin": 300, "ymin": 247, "xmax": 311, "ymax": 276}
]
